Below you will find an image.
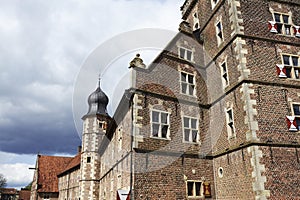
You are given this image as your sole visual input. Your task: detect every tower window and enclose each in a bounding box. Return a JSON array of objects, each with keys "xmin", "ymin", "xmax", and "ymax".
[
  {"xmin": 273, "ymin": 12, "xmax": 293, "ymax": 36},
  {"xmin": 180, "ymin": 72, "xmax": 195, "ymax": 96},
  {"xmin": 216, "ymin": 21, "xmax": 224, "ymax": 46},
  {"xmin": 281, "ymin": 54, "xmax": 299, "ymax": 79},
  {"xmin": 183, "ymin": 117, "xmax": 199, "ymax": 143},
  {"xmin": 151, "ymin": 110, "xmax": 170, "ymax": 139},
  {"xmin": 87, "ymin": 156, "xmax": 91, "ymax": 163}
]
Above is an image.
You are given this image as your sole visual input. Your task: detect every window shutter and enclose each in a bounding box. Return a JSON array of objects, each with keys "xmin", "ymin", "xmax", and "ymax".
[
  {"xmin": 276, "ymin": 64, "xmax": 287, "ymax": 78},
  {"xmin": 268, "ymin": 21, "xmax": 278, "ymax": 33},
  {"xmin": 294, "ymin": 26, "xmax": 300, "ymax": 37},
  {"xmin": 286, "ymin": 116, "xmax": 298, "ymax": 131}
]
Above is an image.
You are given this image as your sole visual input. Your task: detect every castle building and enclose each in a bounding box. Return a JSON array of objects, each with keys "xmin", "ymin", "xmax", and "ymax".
[{"xmin": 30, "ymin": 0, "xmax": 300, "ymax": 199}]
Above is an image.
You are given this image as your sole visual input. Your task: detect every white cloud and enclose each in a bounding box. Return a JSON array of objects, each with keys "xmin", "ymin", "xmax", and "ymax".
[
  {"xmin": 0, "ymin": 163, "xmax": 34, "ymax": 188},
  {"xmin": 0, "ymin": 0, "xmax": 183, "ymax": 156}
]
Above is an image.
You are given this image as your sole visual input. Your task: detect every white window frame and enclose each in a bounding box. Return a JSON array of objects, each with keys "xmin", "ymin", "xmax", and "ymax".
[
  {"xmin": 180, "ymin": 71, "xmax": 196, "ymax": 96},
  {"xmin": 220, "ymin": 59, "xmax": 229, "ymax": 87},
  {"xmin": 151, "ymin": 109, "xmax": 170, "ymax": 139},
  {"xmin": 186, "ymin": 180, "xmax": 203, "ymax": 198},
  {"xmin": 291, "ymin": 103, "xmax": 300, "ymax": 131},
  {"xmin": 182, "ymin": 116, "xmax": 199, "ymax": 143},
  {"xmin": 179, "ymin": 47, "xmax": 194, "ymax": 62},
  {"xmin": 211, "ymin": 0, "xmax": 220, "ymax": 9},
  {"xmin": 193, "ymin": 12, "xmax": 200, "ymax": 30},
  {"xmin": 281, "ymin": 53, "xmax": 300, "ymax": 79},
  {"xmin": 272, "ymin": 12, "xmax": 293, "ymax": 36},
  {"xmin": 215, "ymin": 19, "xmax": 224, "ymax": 46},
  {"xmin": 226, "ymin": 108, "xmax": 236, "ymax": 139},
  {"xmin": 43, "ymin": 194, "xmax": 50, "ymax": 200}
]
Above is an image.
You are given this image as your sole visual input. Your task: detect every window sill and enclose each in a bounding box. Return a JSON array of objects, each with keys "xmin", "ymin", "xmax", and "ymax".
[
  {"xmin": 180, "ymin": 93, "xmax": 197, "ymax": 98},
  {"xmin": 150, "ymin": 136, "xmax": 171, "ymax": 141},
  {"xmin": 228, "ymin": 135, "xmax": 236, "ymax": 140},
  {"xmin": 183, "ymin": 141, "xmax": 200, "ymax": 145}
]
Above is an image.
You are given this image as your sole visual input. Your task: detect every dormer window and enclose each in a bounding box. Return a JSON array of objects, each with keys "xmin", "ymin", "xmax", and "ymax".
[{"xmin": 179, "ymin": 47, "xmax": 193, "ymax": 62}]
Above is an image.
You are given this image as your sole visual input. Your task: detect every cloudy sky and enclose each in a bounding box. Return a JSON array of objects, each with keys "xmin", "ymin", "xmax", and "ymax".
[{"xmin": 0, "ymin": 0, "xmax": 183, "ymax": 188}]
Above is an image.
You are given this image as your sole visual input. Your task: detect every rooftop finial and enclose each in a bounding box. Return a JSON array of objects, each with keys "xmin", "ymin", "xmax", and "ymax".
[{"xmin": 98, "ymin": 74, "xmax": 101, "ymax": 88}]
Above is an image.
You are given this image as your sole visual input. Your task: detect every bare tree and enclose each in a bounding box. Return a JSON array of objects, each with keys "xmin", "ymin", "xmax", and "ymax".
[{"xmin": 0, "ymin": 174, "xmax": 7, "ymax": 188}]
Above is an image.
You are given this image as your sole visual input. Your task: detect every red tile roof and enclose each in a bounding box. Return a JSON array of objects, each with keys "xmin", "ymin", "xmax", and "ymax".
[
  {"xmin": 58, "ymin": 154, "xmax": 81, "ymax": 176},
  {"xmin": 37, "ymin": 155, "xmax": 73, "ymax": 192},
  {"xmin": 0, "ymin": 188, "xmax": 17, "ymax": 194}
]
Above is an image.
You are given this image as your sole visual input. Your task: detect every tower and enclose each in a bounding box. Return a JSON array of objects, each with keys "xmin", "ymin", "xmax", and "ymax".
[
  {"xmin": 80, "ymin": 80, "xmax": 111, "ymax": 200},
  {"xmin": 181, "ymin": 0, "xmax": 300, "ymax": 199}
]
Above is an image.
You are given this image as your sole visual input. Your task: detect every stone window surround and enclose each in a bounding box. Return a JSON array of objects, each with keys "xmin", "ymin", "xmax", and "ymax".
[
  {"xmin": 178, "ymin": 46, "xmax": 194, "ymax": 62},
  {"xmin": 269, "ymin": 8, "xmax": 294, "ymax": 36},
  {"xmin": 225, "ymin": 107, "xmax": 236, "ymax": 139},
  {"xmin": 281, "ymin": 53, "xmax": 300, "ymax": 80},
  {"xmin": 182, "ymin": 115, "xmax": 200, "ymax": 144},
  {"xmin": 186, "ymin": 180, "xmax": 204, "ymax": 198},
  {"xmin": 180, "ymin": 71, "xmax": 196, "ymax": 97},
  {"xmin": 291, "ymin": 102, "xmax": 300, "ymax": 131},
  {"xmin": 211, "ymin": 0, "xmax": 220, "ymax": 9},
  {"xmin": 215, "ymin": 17, "xmax": 224, "ymax": 46},
  {"xmin": 150, "ymin": 109, "xmax": 171, "ymax": 140},
  {"xmin": 219, "ymin": 57, "xmax": 229, "ymax": 88}
]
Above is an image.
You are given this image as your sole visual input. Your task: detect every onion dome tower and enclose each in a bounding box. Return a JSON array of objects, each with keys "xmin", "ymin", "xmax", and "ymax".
[
  {"xmin": 84, "ymin": 80, "xmax": 109, "ymax": 117},
  {"xmin": 80, "ymin": 78, "xmax": 110, "ymax": 200}
]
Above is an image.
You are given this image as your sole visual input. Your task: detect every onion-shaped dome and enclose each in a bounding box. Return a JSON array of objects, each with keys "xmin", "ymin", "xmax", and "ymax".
[{"xmin": 85, "ymin": 84, "xmax": 109, "ymax": 116}]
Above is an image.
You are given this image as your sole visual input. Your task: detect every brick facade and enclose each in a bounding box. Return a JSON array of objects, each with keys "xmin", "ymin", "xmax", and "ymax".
[{"xmin": 31, "ymin": 0, "xmax": 300, "ymax": 199}]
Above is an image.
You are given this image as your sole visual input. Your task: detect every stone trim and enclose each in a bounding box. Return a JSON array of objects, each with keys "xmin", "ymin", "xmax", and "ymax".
[
  {"xmin": 132, "ymin": 94, "xmax": 144, "ymax": 148},
  {"xmin": 248, "ymin": 146, "xmax": 270, "ymax": 200},
  {"xmin": 228, "ymin": 0, "xmax": 244, "ymax": 36}
]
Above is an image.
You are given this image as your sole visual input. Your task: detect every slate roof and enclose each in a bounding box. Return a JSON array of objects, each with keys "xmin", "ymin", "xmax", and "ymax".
[{"xmin": 37, "ymin": 155, "xmax": 73, "ymax": 192}]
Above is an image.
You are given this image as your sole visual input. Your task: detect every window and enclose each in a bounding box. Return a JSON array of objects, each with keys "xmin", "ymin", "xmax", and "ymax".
[
  {"xmin": 151, "ymin": 110, "xmax": 170, "ymax": 139},
  {"xmin": 216, "ymin": 21, "xmax": 224, "ymax": 45},
  {"xmin": 179, "ymin": 47, "xmax": 193, "ymax": 61},
  {"xmin": 226, "ymin": 108, "xmax": 235, "ymax": 138},
  {"xmin": 181, "ymin": 72, "xmax": 195, "ymax": 96},
  {"xmin": 281, "ymin": 54, "xmax": 300, "ymax": 79},
  {"xmin": 292, "ymin": 103, "xmax": 300, "ymax": 130},
  {"xmin": 183, "ymin": 117, "xmax": 199, "ymax": 143},
  {"xmin": 211, "ymin": 0, "xmax": 220, "ymax": 9},
  {"xmin": 220, "ymin": 61, "xmax": 229, "ymax": 87},
  {"xmin": 87, "ymin": 156, "xmax": 91, "ymax": 163},
  {"xmin": 273, "ymin": 12, "xmax": 292, "ymax": 35},
  {"xmin": 99, "ymin": 121, "xmax": 107, "ymax": 130},
  {"xmin": 187, "ymin": 181, "xmax": 202, "ymax": 197},
  {"xmin": 43, "ymin": 194, "xmax": 50, "ymax": 200}
]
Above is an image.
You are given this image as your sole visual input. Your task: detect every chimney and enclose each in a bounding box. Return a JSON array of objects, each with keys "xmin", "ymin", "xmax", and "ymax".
[{"xmin": 77, "ymin": 146, "xmax": 82, "ymax": 154}]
